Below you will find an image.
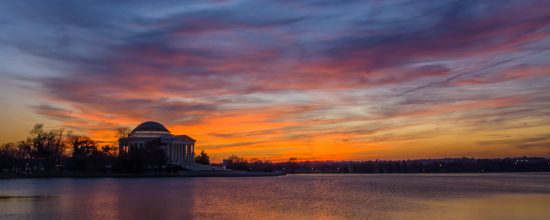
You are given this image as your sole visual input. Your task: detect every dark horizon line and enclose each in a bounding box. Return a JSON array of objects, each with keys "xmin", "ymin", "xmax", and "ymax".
[{"xmin": 217, "ymin": 156, "xmax": 550, "ymax": 163}]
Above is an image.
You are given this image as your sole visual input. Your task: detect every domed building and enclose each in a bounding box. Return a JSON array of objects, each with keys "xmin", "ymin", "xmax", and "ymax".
[{"xmin": 118, "ymin": 121, "xmax": 196, "ymax": 166}]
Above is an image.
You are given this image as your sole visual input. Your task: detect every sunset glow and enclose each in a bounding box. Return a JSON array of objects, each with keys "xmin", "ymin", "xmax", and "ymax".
[{"xmin": 0, "ymin": 0, "xmax": 549, "ymax": 161}]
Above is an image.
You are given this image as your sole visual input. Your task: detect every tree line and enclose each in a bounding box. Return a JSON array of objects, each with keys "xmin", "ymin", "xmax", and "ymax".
[
  {"xmin": 0, "ymin": 123, "xmax": 134, "ymax": 173},
  {"xmin": 220, "ymin": 156, "xmax": 550, "ymax": 173},
  {"xmin": 0, "ymin": 123, "xmax": 211, "ymax": 174}
]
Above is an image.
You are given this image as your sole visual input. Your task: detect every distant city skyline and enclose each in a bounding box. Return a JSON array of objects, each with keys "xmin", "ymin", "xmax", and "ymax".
[{"xmin": 0, "ymin": 0, "xmax": 549, "ymax": 161}]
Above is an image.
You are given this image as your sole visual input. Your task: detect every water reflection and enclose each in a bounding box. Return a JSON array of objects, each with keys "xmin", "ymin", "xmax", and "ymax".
[
  {"xmin": 391, "ymin": 194, "xmax": 550, "ymax": 220},
  {"xmin": 0, "ymin": 174, "xmax": 549, "ymax": 219}
]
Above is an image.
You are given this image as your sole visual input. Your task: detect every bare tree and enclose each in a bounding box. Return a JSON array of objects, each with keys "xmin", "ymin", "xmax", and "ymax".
[{"xmin": 115, "ymin": 127, "xmax": 131, "ymax": 139}]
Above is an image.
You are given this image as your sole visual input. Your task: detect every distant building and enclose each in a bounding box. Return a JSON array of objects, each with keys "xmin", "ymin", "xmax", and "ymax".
[{"xmin": 118, "ymin": 121, "xmax": 195, "ymax": 166}]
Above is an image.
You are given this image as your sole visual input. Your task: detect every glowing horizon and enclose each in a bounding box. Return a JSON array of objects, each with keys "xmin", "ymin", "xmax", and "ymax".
[{"xmin": 0, "ymin": 0, "xmax": 549, "ymax": 162}]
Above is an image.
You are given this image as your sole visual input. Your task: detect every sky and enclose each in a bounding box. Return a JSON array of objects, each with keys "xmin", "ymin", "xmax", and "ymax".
[{"xmin": 0, "ymin": 0, "xmax": 549, "ymax": 162}]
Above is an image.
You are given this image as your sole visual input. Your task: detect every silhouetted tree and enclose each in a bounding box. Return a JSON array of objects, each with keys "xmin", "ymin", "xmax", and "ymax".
[
  {"xmin": 115, "ymin": 127, "xmax": 131, "ymax": 139},
  {"xmin": 101, "ymin": 145, "xmax": 118, "ymax": 156},
  {"xmin": 0, "ymin": 143, "xmax": 17, "ymax": 172},
  {"xmin": 223, "ymin": 155, "xmax": 250, "ymax": 171},
  {"xmin": 195, "ymin": 150, "xmax": 210, "ymax": 165},
  {"xmin": 22, "ymin": 124, "xmax": 69, "ymax": 171},
  {"xmin": 67, "ymin": 135, "xmax": 103, "ymax": 171}
]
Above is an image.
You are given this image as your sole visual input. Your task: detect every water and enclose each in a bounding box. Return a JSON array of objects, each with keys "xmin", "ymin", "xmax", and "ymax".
[{"xmin": 1, "ymin": 173, "xmax": 550, "ymax": 219}]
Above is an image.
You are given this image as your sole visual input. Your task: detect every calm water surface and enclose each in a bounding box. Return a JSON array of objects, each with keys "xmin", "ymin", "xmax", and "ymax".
[{"xmin": 1, "ymin": 173, "xmax": 550, "ymax": 219}]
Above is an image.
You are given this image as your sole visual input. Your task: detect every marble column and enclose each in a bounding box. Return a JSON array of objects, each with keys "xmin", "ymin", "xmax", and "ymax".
[
  {"xmin": 187, "ymin": 145, "xmax": 191, "ymax": 163},
  {"xmin": 184, "ymin": 144, "xmax": 188, "ymax": 163},
  {"xmin": 189, "ymin": 145, "xmax": 193, "ymax": 163}
]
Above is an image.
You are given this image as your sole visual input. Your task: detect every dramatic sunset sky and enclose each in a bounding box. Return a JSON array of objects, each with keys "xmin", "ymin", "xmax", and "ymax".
[{"xmin": 0, "ymin": 0, "xmax": 548, "ymax": 161}]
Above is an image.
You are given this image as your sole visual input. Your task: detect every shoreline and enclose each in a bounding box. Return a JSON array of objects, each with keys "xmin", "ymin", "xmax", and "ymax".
[
  {"xmin": 2, "ymin": 171, "xmax": 549, "ymax": 179},
  {"xmin": 0, "ymin": 171, "xmax": 286, "ymax": 179}
]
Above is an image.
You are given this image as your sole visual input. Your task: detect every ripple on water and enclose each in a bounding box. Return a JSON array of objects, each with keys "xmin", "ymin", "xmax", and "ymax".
[{"xmin": 0, "ymin": 173, "xmax": 549, "ymax": 219}]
